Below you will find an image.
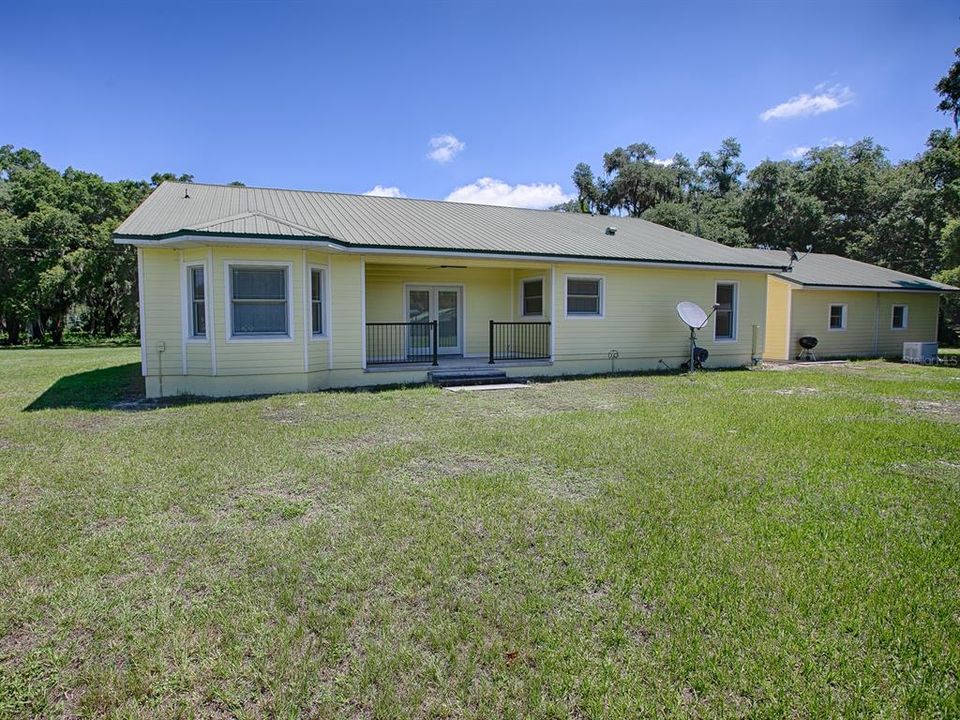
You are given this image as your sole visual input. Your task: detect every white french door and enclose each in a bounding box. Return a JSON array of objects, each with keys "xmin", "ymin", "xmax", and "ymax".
[{"xmin": 407, "ymin": 285, "xmax": 462, "ymax": 355}]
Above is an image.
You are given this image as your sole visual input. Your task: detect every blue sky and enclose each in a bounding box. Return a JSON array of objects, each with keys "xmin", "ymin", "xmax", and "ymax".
[{"xmin": 2, "ymin": 0, "xmax": 958, "ymax": 208}]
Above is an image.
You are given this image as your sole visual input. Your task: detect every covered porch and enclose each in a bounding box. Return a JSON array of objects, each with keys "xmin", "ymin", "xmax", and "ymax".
[{"xmin": 361, "ymin": 257, "xmax": 554, "ymax": 369}]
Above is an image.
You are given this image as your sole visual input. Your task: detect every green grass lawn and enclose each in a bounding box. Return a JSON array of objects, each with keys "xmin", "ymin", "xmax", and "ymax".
[{"xmin": 1, "ymin": 349, "xmax": 959, "ymax": 718}]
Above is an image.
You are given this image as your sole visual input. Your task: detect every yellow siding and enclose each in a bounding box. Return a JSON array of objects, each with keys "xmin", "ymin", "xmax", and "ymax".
[
  {"xmin": 331, "ymin": 254, "xmax": 362, "ymax": 369},
  {"xmin": 139, "ymin": 244, "xmax": 772, "ymax": 398},
  {"xmin": 140, "ymin": 247, "xmax": 349, "ymax": 386},
  {"xmin": 212, "ymin": 247, "xmax": 304, "ymax": 376},
  {"xmin": 787, "ymin": 289, "xmax": 941, "ymax": 358},
  {"xmin": 141, "ymin": 248, "xmax": 183, "ymax": 377},
  {"xmin": 876, "ymin": 292, "xmax": 939, "ymax": 355},
  {"xmin": 763, "ymin": 276, "xmax": 792, "ymax": 360},
  {"xmin": 550, "ymin": 264, "xmax": 766, "ymax": 368},
  {"xmin": 304, "ymin": 249, "xmax": 332, "ymax": 373}
]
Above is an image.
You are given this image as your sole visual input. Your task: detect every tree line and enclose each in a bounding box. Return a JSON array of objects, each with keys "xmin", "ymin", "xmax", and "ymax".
[
  {"xmin": 557, "ymin": 49, "xmax": 960, "ymax": 339},
  {"xmin": 2, "ymin": 51, "xmax": 960, "ymax": 345},
  {"xmin": 0, "ymin": 150, "xmax": 200, "ymax": 344}
]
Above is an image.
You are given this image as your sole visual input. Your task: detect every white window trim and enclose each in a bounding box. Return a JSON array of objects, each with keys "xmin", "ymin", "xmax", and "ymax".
[
  {"xmin": 223, "ymin": 260, "xmax": 295, "ymax": 343},
  {"xmin": 308, "ymin": 264, "xmax": 331, "ymax": 340},
  {"xmin": 713, "ymin": 280, "xmax": 739, "ymax": 343},
  {"xmin": 564, "ymin": 274, "xmax": 605, "ymax": 319},
  {"xmin": 520, "ymin": 275, "xmax": 546, "ymax": 319},
  {"xmin": 827, "ymin": 303, "xmax": 847, "ymax": 331},
  {"xmin": 181, "ymin": 260, "xmax": 211, "ymax": 344},
  {"xmin": 891, "ymin": 304, "xmax": 908, "ymax": 330}
]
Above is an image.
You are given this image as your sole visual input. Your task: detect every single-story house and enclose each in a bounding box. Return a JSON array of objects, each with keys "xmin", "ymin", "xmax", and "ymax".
[
  {"xmin": 742, "ymin": 250, "xmax": 958, "ymax": 360},
  {"xmin": 113, "ymin": 182, "xmax": 789, "ymax": 398}
]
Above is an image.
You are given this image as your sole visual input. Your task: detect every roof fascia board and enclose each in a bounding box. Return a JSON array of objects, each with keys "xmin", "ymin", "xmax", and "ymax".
[
  {"xmin": 794, "ymin": 284, "xmax": 957, "ymax": 293},
  {"xmin": 113, "ymin": 232, "xmax": 786, "ymax": 273}
]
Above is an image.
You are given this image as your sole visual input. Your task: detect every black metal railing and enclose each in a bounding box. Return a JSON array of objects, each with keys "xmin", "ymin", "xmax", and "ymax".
[
  {"xmin": 366, "ymin": 321, "xmax": 438, "ymax": 366},
  {"xmin": 489, "ymin": 321, "xmax": 551, "ymax": 363}
]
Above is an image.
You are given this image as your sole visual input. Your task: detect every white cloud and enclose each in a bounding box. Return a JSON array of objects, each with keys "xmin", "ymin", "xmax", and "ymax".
[
  {"xmin": 427, "ymin": 134, "xmax": 465, "ymax": 163},
  {"xmin": 364, "ymin": 185, "xmax": 406, "ymax": 198},
  {"xmin": 650, "ymin": 157, "xmax": 674, "ymax": 166},
  {"xmin": 445, "ymin": 177, "xmax": 572, "ymax": 209},
  {"xmin": 760, "ymin": 84, "xmax": 853, "ymax": 121},
  {"xmin": 785, "ymin": 146, "xmax": 811, "ymax": 159}
]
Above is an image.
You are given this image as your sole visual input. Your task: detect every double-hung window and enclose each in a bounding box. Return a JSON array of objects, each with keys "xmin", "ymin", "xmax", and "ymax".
[
  {"xmin": 229, "ymin": 265, "xmax": 289, "ymax": 337},
  {"xmin": 828, "ymin": 304, "xmax": 846, "ymax": 330},
  {"xmin": 891, "ymin": 304, "xmax": 908, "ymax": 330},
  {"xmin": 566, "ymin": 277, "xmax": 602, "ymax": 316},
  {"xmin": 310, "ymin": 268, "xmax": 325, "ymax": 336},
  {"xmin": 188, "ymin": 266, "xmax": 206, "ymax": 339},
  {"xmin": 521, "ymin": 278, "xmax": 544, "ymax": 317},
  {"xmin": 714, "ymin": 283, "xmax": 737, "ymax": 340}
]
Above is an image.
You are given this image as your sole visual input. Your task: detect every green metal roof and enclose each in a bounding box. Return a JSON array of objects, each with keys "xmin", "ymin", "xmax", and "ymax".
[
  {"xmin": 113, "ymin": 181, "xmax": 787, "ymax": 270},
  {"xmin": 742, "ymin": 249, "xmax": 958, "ymax": 292}
]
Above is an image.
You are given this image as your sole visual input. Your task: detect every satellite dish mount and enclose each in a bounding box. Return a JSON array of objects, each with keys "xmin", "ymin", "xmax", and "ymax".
[
  {"xmin": 676, "ymin": 301, "xmax": 720, "ymax": 372},
  {"xmin": 783, "ymin": 244, "xmax": 813, "ymax": 272}
]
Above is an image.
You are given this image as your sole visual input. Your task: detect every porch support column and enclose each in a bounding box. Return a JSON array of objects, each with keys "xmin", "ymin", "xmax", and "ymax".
[
  {"xmin": 360, "ymin": 255, "xmax": 367, "ymax": 369},
  {"xmin": 550, "ymin": 264, "xmax": 557, "ymax": 360}
]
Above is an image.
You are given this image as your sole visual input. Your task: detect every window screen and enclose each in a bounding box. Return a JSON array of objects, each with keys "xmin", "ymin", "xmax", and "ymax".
[
  {"xmin": 522, "ymin": 278, "xmax": 543, "ymax": 316},
  {"xmin": 715, "ymin": 283, "xmax": 736, "ymax": 339},
  {"xmin": 829, "ymin": 304, "xmax": 845, "ymax": 330},
  {"xmin": 566, "ymin": 278, "xmax": 601, "ymax": 315},
  {"xmin": 892, "ymin": 305, "xmax": 907, "ymax": 329},
  {"xmin": 230, "ymin": 267, "xmax": 288, "ymax": 336},
  {"xmin": 189, "ymin": 266, "xmax": 206, "ymax": 338},
  {"xmin": 311, "ymin": 269, "xmax": 324, "ymax": 335}
]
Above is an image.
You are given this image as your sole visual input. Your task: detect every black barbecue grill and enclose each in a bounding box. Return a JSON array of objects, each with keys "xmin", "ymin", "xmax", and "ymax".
[{"xmin": 797, "ymin": 336, "xmax": 818, "ymax": 361}]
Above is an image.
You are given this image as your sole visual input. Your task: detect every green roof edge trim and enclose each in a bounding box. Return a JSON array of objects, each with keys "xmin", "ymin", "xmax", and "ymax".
[{"xmin": 112, "ymin": 229, "xmax": 789, "ymax": 271}]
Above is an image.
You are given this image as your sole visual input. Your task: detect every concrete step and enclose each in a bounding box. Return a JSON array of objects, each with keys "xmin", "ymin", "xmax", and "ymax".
[{"xmin": 428, "ymin": 368, "xmax": 509, "ymax": 387}]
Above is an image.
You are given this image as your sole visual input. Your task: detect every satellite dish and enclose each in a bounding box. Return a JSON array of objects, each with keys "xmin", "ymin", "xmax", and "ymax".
[
  {"xmin": 676, "ymin": 301, "xmax": 708, "ymax": 329},
  {"xmin": 675, "ymin": 301, "xmax": 719, "ymax": 373}
]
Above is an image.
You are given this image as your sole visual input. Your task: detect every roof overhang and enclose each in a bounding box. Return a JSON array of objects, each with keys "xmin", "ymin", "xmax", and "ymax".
[
  {"xmin": 783, "ymin": 280, "xmax": 958, "ymax": 293},
  {"xmin": 113, "ymin": 231, "xmax": 789, "ymax": 273}
]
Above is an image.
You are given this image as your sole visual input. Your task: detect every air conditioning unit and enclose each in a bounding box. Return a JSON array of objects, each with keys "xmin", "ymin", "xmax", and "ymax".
[{"xmin": 902, "ymin": 341, "xmax": 938, "ymax": 364}]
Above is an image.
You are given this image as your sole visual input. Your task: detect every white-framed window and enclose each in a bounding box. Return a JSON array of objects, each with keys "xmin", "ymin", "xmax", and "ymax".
[
  {"xmin": 521, "ymin": 277, "xmax": 544, "ymax": 317},
  {"xmin": 714, "ymin": 282, "xmax": 738, "ymax": 341},
  {"xmin": 828, "ymin": 303, "xmax": 847, "ymax": 331},
  {"xmin": 310, "ymin": 267, "xmax": 325, "ymax": 336},
  {"xmin": 226, "ymin": 263, "xmax": 292, "ymax": 339},
  {"xmin": 891, "ymin": 304, "xmax": 908, "ymax": 330},
  {"xmin": 187, "ymin": 264, "xmax": 206, "ymax": 339},
  {"xmin": 565, "ymin": 276, "xmax": 603, "ymax": 317}
]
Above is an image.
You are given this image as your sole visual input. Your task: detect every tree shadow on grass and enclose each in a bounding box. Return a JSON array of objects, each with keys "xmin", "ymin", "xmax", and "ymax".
[{"xmin": 24, "ymin": 362, "xmax": 144, "ymax": 411}]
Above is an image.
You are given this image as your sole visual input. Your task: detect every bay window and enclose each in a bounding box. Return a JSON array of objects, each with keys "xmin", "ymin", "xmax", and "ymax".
[{"xmin": 229, "ymin": 265, "xmax": 290, "ymax": 337}]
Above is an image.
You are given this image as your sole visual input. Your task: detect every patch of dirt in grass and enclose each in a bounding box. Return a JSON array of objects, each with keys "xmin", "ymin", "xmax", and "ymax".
[
  {"xmin": 773, "ymin": 386, "xmax": 821, "ymax": 396},
  {"xmin": 261, "ymin": 403, "xmax": 311, "ymax": 425},
  {"xmin": 229, "ymin": 480, "xmax": 349, "ymax": 527},
  {"xmin": 89, "ymin": 516, "xmax": 128, "ymax": 534},
  {"xmin": 304, "ymin": 430, "xmax": 424, "ymax": 461},
  {"xmin": 63, "ymin": 414, "xmax": 121, "ymax": 432},
  {"xmin": 892, "ymin": 397, "xmax": 960, "ymax": 423},
  {"xmin": 0, "ymin": 623, "xmax": 39, "ymax": 663},
  {"xmin": 890, "ymin": 460, "xmax": 960, "ymax": 482},
  {"xmin": 452, "ymin": 378, "xmax": 657, "ymax": 418},
  {"xmin": 397, "ymin": 452, "xmax": 607, "ymax": 501}
]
